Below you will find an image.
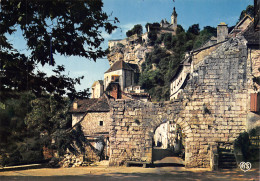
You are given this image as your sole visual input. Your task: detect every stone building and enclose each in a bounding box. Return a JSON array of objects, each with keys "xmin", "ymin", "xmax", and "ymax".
[
  {"xmin": 154, "ymin": 122, "xmax": 168, "ymax": 149},
  {"xmin": 70, "ymin": 94, "xmax": 112, "ymax": 132},
  {"xmin": 104, "ymin": 59, "xmax": 138, "ymax": 92},
  {"xmin": 91, "ymin": 80, "xmax": 104, "ymax": 98},
  {"xmin": 170, "ymin": 17, "xmax": 246, "ymax": 101},
  {"xmin": 170, "ymin": 56, "xmax": 191, "ymax": 100},
  {"xmin": 91, "ymin": 59, "xmax": 149, "ymax": 102},
  {"xmin": 69, "ymin": 94, "xmax": 112, "ymax": 161},
  {"xmin": 148, "ymin": 7, "xmax": 178, "ymax": 35},
  {"xmin": 230, "ymin": 15, "xmax": 253, "ymax": 36},
  {"xmin": 105, "ymin": 82, "xmax": 150, "ymax": 102}
]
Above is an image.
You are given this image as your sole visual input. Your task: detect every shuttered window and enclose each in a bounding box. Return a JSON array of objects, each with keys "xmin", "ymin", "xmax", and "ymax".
[{"xmin": 250, "ymin": 93, "xmax": 260, "ymax": 113}]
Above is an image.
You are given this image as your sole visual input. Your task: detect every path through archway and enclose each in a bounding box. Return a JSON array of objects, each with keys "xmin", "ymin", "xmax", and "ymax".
[{"xmin": 152, "ymin": 121, "xmax": 185, "ymax": 167}]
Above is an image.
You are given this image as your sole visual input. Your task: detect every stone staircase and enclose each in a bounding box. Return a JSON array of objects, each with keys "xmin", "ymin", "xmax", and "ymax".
[{"xmin": 218, "ymin": 142, "xmax": 237, "ymax": 169}]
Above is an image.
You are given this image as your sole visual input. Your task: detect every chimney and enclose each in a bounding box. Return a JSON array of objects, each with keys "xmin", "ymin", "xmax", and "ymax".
[
  {"xmin": 73, "ymin": 102, "xmax": 78, "ymax": 110},
  {"xmin": 217, "ymin": 22, "xmax": 228, "ymax": 43}
]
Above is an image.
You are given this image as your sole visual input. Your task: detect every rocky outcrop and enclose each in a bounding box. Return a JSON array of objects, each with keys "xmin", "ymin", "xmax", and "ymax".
[
  {"xmin": 107, "ymin": 34, "xmax": 153, "ymax": 70},
  {"xmin": 58, "ymin": 153, "xmax": 84, "ymax": 168}
]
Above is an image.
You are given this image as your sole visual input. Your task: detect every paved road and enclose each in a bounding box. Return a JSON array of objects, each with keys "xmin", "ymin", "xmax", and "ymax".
[{"xmin": 0, "ymin": 165, "xmax": 259, "ymax": 181}]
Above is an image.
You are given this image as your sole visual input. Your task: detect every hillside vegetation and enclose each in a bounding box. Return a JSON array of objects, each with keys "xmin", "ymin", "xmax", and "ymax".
[
  {"xmin": 139, "ymin": 24, "xmax": 216, "ymax": 101},
  {"xmin": 138, "ymin": 5, "xmax": 253, "ymax": 101}
]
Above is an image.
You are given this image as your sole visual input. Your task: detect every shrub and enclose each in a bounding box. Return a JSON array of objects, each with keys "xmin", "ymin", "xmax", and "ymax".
[{"xmin": 234, "ymin": 127, "xmax": 260, "ymax": 162}]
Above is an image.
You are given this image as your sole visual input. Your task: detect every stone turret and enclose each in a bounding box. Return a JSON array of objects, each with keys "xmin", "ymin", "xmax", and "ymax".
[{"xmin": 171, "ymin": 7, "xmax": 177, "ymax": 26}]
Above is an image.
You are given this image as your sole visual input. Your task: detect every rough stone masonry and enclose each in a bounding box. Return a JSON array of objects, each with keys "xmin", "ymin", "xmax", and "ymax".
[{"xmin": 109, "ymin": 36, "xmax": 250, "ymax": 168}]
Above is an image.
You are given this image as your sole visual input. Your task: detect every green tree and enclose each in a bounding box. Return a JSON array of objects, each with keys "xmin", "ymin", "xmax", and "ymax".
[
  {"xmin": 0, "ymin": 92, "xmax": 37, "ymax": 166},
  {"xmin": 132, "ymin": 24, "xmax": 143, "ymax": 35},
  {"xmin": 0, "ymin": 92, "xmax": 34, "ymax": 144},
  {"xmin": 239, "ymin": 5, "xmax": 254, "ymax": 21},
  {"xmin": 187, "ymin": 24, "xmax": 200, "ymax": 35},
  {"xmin": 176, "ymin": 25, "xmax": 185, "ymax": 34},
  {"xmin": 24, "ymin": 95, "xmax": 83, "ymax": 154},
  {"xmin": 0, "ymin": 0, "xmax": 118, "ymax": 100},
  {"xmin": 145, "ymin": 22, "xmax": 160, "ymax": 32},
  {"xmin": 140, "ymin": 25, "xmax": 192, "ymax": 101},
  {"xmin": 163, "ymin": 33, "xmax": 172, "ymax": 49},
  {"xmin": 193, "ymin": 26, "xmax": 217, "ymax": 49},
  {"xmin": 126, "ymin": 24, "xmax": 143, "ymax": 37},
  {"xmin": 126, "ymin": 30, "xmax": 133, "ymax": 37},
  {"xmin": 147, "ymin": 31, "xmax": 158, "ymax": 46}
]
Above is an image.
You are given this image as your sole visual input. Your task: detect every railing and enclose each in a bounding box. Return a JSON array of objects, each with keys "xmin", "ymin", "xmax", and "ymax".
[{"xmin": 217, "ymin": 141, "xmax": 234, "ymax": 152}]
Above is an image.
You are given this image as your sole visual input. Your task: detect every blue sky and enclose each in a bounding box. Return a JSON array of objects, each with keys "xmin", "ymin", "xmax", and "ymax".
[{"xmin": 9, "ymin": 0, "xmax": 253, "ymax": 92}]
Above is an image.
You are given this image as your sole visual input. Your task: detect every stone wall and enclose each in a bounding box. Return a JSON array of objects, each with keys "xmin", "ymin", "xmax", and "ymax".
[
  {"xmin": 192, "ymin": 43, "xmax": 221, "ymax": 66},
  {"xmin": 251, "ymin": 49, "xmax": 260, "ymax": 78},
  {"xmin": 81, "ymin": 112, "xmax": 112, "ymax": 136},
  {"xmin": 180, "ymin": 36, "xmax": 249, "ymax": 167},
  {"xmin": 246, "ymin": 48, "xmax": 260, "ymax": 130},
  {"xmin": 109, "ymin": 36, "xmax": 250, "ymax": 168},
  {"xmin": 72, "ymin": 113, "xmax": 84, "ymax": 127}
]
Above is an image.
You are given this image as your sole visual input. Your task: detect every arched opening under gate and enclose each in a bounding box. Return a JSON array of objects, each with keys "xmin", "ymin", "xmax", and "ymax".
[{"xmin": 152, "ymin": 121, "xmax": 185, "ymax": 167}]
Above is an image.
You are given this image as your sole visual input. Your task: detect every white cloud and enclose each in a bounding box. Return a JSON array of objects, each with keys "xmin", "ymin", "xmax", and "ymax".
[
  {"xmin": 69, "ymin": 71, "xmax": 88, "ymax": 76},
  {"xmin": 119, "ymin": 21, "xmax": 146, "ymax": 35},
  {"xmin": 121, "ymin": 23, "xmax": 137, "ymax": 31},
  {"xmin": 101, "ymin": 29, "xmax": 118, "ymax": 39},
  {"xmin": 102, "ymin": 22, "xmax": 146, "ymax": 40}
]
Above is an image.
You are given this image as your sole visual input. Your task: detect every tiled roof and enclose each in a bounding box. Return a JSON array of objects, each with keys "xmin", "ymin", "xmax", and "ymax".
[
  {"xmin": 128, "ymin": 63, "xmax": 140, "ymax": 72},
  {"xmin": 69, "ymin": 94, "xmax": 110, "ymax": 113},
  {"xmin": 230, "ymin": 15, "xmax": 253, "ymax": 35},
  {"xmin": 242, "ymin": 22, "xmax": 260, "ymax": 46},
  {"xmin": 105, "ymin": 60, "xmax": 134, "ymax": 73},
  {"xmin": 89, "ymin": 95, "xmax": 110, "ymax": 112},
  {"xmin": 129, "ymin": 92, "xmax": 150, "ymax": 97}
]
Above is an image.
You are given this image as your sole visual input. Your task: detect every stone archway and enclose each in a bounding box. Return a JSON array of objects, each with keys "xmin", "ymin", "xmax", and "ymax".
[
  {"xmin": 149, "ymin": 115, "xmax": 193, "ymax": 167},
  {"xmin": 109, "ymin": 99, "xmax": 194, "ymax": 167},
  {"xmin": 152, "ymin": 121, "xmax": 185, "ymax": 166}
]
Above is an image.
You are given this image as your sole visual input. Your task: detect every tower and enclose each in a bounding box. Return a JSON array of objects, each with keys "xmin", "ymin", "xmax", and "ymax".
[{"xmin": 171, "ymin": 7, "xmax": 177, "ymax": 26}]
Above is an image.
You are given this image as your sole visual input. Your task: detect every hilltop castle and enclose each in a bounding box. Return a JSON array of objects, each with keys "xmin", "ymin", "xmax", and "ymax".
[{"xmin": 147, "ymin": 7, "xmax": 178, "ymax": 35}]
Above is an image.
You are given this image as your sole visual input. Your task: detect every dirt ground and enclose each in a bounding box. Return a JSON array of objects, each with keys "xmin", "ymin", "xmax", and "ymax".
[{"xmin": 0, "ymin": 164, "xmax": 259, "ymax": 181}]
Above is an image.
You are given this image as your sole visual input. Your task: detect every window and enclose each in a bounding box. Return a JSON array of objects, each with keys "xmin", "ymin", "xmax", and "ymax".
[
  {"xmin": 99, "ymin": 121, "xmax": 103, "ymax": 126},
  {"xmin": 112, "ymin": 75, "xmax": 119, "ymax": 82}
]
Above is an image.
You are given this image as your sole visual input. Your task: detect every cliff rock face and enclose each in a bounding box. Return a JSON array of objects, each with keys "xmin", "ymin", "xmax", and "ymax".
[
  {"xmin": 107, "ymin": 7, "xmax": 177, "ymax": 71},
  {"xmin": 107, "ymin": 33, "xmax": 153, "ymax": 70}
]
